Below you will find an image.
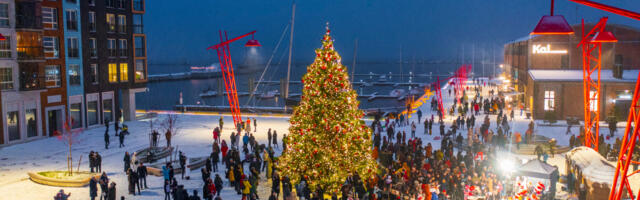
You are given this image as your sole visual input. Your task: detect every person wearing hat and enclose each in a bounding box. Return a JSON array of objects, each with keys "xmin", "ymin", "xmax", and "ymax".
[{"xmin": 54, "ymin": 189, "xmax": 71, "ymax": 200}]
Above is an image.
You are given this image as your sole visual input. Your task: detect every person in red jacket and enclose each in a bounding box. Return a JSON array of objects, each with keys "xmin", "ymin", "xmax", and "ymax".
[{"xmin": 221, "ymin": 140, "xmax": 229, "ymax": 160}]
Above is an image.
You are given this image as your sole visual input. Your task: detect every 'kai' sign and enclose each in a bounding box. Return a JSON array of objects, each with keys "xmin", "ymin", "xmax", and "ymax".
[{"xmin": 532, "ymin": 44, "xmax": 567, "ymax": 54}]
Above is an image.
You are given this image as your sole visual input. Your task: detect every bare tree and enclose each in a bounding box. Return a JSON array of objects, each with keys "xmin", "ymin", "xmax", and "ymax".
[{"xmin": 56, "ymin": 117, "xmax": 83, "ymax": 176}]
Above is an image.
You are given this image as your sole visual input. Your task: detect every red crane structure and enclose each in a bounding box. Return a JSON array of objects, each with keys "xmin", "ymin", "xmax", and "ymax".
[
  {"xmin": 563, "ymin": 1, "xmax": 640, "ymax": 199},
  {"xmin": 432, "ymin": 65, "xmax": 473, "ymax": 118},
  {"xmin": 578, "ymin": 17, "xmax": 617, "ymax": 151},
  {"xmin": 207, "ymin": 30, "xmax": 260, "ymax": 128}
]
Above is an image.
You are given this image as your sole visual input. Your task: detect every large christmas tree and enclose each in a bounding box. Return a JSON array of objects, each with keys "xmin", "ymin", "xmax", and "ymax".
[{"xmin": 278, "ymin": 25, "xmax": 377, "ymax": 193}]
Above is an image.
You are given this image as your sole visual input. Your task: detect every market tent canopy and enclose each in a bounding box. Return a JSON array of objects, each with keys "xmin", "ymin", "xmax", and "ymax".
[
  {"xmin": 565, "ymin": 146, "xmax": 615, "ymax": 186},
  {"xmin": 516, "ymin": 159, "xmax": 558, "ymax": 179}
]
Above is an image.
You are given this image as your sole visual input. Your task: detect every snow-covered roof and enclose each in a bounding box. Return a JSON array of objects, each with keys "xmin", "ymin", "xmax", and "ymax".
[
  {"xmin": 509, "ymin": 35, "xmax": 539, "ymax": 44},
  {"xmin": 529, "ymin": 69, "xmax": 639, "ymax": 82},
  {"xmin": 565, "ymin": 146, "xmax": 616, "ymax": 185},
  {"xmin": 517, "ymin": 159, "xmax": 558, "ymax": 179}
]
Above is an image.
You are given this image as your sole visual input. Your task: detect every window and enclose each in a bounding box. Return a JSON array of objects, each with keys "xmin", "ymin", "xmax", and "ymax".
[
  {"xmin": 589, "ymin": 91, "xmax": 598, "ymax": 112},
  {"xmin": 133, "ymin": 14, "xmax": 143, "ymax": 34},
  {"xmin": 68, "ymin": 64, "xmax": 80, "ymax": 85},
  {"xmin": 7, "ymin": 111, "xmax": 20, "ymax": 141},
  {"xmin": 105, "ymin": 0, "xmax": 115, "ymax": 8},
  {"xmin": 117, "ymin": 0, "xmax": 126, "ymax": 9},
  {"xmin": 43, "ymin": 7, "xmax": 58, "ymax": 30},
  {"xmin": 108, "ymin": 39, "xmax": 116, "ymax": 57},
  {"xmin": 88, "ymin": 0, "xmax": 95, "ymax": 6},
  {"xmin": 544, "ymin": 90, "xmax": 555, "ymax": 111},
  {"xmin": 118, "ymin": 39, "xmax": 127, "ymax": 57},
  {"xmin": 118, "ymin": 15, "xmax": 126, "ymax": 33},
  {"xmin": 89, "ymin": 38, "xmax": 97, "ymax": 58},
  {"xmin": 119, "ymin": 63, "xmax": 128, "ymax": 82},
  {"xmin": 70, "ymin": 103, "xmax": 82, "ymax": 129},
  {"xmin": 134, "ymin": 36, "xmax": 145, "ymax": 57},
  {"xmin": 108, "ymin": 63, "xmax": 117, "ymax": 82},
  {"xmin": 88, "ymin": 12, "xmax": 96, "ymax": 32},
  {"xmin": 65, "ymin": 10, "xmax": 78, "ymax": 31},
  {"xmin": 103, "ymin": 99, "xmax": 113, "ymax": 123},
  {"xmin": 89, "ymin": 64, "xmax": 98, "ymax": 84},
  {"xmin": 66, "ymin": 38, "xmax": 79, "ymax": 58},
  {"xmin": 106, "ymin": 13, "xmax": 115, "ymax": 32},
  {"xmin": 0, "ymin": 68, "xmax": 12, "ymax": 90},
  {"xmin": 87, "ymin": 101, "xmax": 98, "ymax": 126},
  {"xmin": 26, "ymin": 108, "xmax": 37, "ymax": 137},
  {"xmin": 45, "ymin": 65, "xmax": 61, "ymax": 88},
  {"xmin": 133, "ymin": 0, "xmax": 144, "ymax": 12},
  {"xmin": 43, "ymin": 36, "xmax": 59, "ymax": 59},
  {"xmin": 0, "ymin": 3, "xmax": 9, "ymax": 27},
  {"xmin": 135, "ymin": 59, "xmax": 145, "ymax": 80},
  {"xmin": 0, "ymin": 36, "xmax": 10, "ymax": 58}
]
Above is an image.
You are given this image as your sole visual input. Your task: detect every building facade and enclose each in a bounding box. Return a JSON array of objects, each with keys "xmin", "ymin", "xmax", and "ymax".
[
  {"xmin": 63, "ymin": 0, "xmax": 84, "ymax": 129},
  {"xmin": 0, "ymin": 0, "xmax": 147, "ymax": 146},
  {"xmin": 80, "ymin": 0, "xmax": 146, "ymax": 128},
  {"xmin": 504, "ymin": 24, "xmax": 640, "ymax": 120}
]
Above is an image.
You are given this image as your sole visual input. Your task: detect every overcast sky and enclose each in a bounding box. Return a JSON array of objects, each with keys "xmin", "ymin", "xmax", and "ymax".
[{"xmin": 145, "ymin": 0, "xmax": 640, "ymax": 65}]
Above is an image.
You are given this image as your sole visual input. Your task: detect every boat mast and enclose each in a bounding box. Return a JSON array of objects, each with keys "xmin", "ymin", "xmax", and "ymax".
[
  {"xmin": 351, "ymin": 38, "xmax": 358, "ymax": 81},
  {"xmin": 284, "ymin": 1, "xmax": 296, "ymax": 111}
]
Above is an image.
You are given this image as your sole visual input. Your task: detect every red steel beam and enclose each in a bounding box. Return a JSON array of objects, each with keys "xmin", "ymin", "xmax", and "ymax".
[{"xmin": 568, "ymin": 0, "xmax": 640, "ymax": 21}]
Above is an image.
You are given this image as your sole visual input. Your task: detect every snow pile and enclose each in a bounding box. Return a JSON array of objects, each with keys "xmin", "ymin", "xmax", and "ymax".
[{"xmin": 565, "ymin": 146, "xmax": 616, "ymax": 185}]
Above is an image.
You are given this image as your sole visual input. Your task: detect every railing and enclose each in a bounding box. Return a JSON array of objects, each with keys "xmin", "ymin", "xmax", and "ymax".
[
  {"xmin": 17, "ymin": 46, "xmax": 44, "ymax": 60},
  {"xmin": 67, "ymin": 48, "xmax": 79, "ymax": 58},
  {"xmin": 15, "ymin": 15, "xmax": 42, "ymax": 29},
  {"xmin": 118, "ymin": 25, "xmax": 126, "ymax": 33},
  {"xmin": 132, "ymin": 24, "xmax": 143, "ymax": 34},
  {"xmin": 69, "ymin": 75, "xmax": 81, "ymax": 86},
  {"xmin": 89, "ymin": 48, "xmax": 97, "ymax": 58},
  {"xmin": 89, "ymin": 22, "xmax": 96, "ymax": 32},
  {"xmin": 133, "ymin": 0, "xmax": 144, "ymax": 12},
  {"xmin": 119, "ymin": 49, "xmax": 127, "ymax": 57},
  {"xmin": 19, "ymin": 73, "xmax": 44, "ymax": 91},
  {"xmin": 135, "ymin": 48, "xmax": 145, "ymax": 57},
  {"xmin": 108, "ymin": 49, "xmax": 117, "ymax": 57},
  {"xmin": 66, "ymin": 20, "xmax": 78, "ymax": 31}
]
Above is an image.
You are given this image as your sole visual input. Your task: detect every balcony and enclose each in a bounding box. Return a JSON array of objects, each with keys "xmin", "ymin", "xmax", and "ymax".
[
  {"xmin": 17, "ymin": 46, "xmax": 44, "ymax": 60},
  {"xmin": 19, "ymin": 70, "xmax": 44, "ymax": 91},
  {"xmin": 133, "ymin": 0, "xmax": 144, "ymax": 12},
  {"xmin": 16, "ymin": 15, "xmax": 42, "ymax": 30}
]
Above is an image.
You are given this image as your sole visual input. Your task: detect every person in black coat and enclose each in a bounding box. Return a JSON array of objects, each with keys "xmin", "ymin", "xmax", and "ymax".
[
  {"xmin": 272, "ymin": 172, "xmax": 280, "ymax": 199},
  {"xmin": 205, "ymin": 157, "xmax": 212, "ymax": 175},
  {"xmin": 90, "ymin": 177, "xmax": 98, "ymax": 200},
  {"xmin": 138, "ymin": 162, "xmax": 148, "ymax": 189},
  {"xmin": 123, "ymin": 152, "xmax": 131, "ymax": 172},
  {"xmin": 119, "ymin": 130, "xmax": 126, "ymax": 148},
  {"xmin": 179, "ymin": 152, "xmax": 187, "ymax": 179},
  {"xmin": 214, "ymin": 174, "xmax": 223, "ymax": 197},
  {"xmin": 107, "ymin": 182, "xmax": 116, "ymax": 200},
  {"xmin": 104, "ymin": 131, "xmax": 110, "ymax": 149},
  {"xmin": 96, "ymin": 153, "xmax": 102, "ymax": 173}
]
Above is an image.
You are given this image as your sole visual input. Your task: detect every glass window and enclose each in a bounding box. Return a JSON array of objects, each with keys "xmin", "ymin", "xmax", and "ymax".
[
  {"xmin": 133, "ymin": 0, "xmax": 144, "ymax": 12},
  {"xmin": 0, "ymin": 67, "xmax": 12, "ymax": 90},
  {"xmin": 0, "ymin": 36, "xmax": 10, "ymax": 58},
  {"xmin": 108, "ymin": 63, "xmax": 117, "ymax": 82},
  {"xmin": 43, "ymin": 36, "xmax": 59, "ymax": 59},
  {"xmin": 544, "ymin": 91, "xmax": 554, "ymax": 111},
  {"xmin": 118, "ymin": 39, "xmax": 127, "ymax": 57},
  {"xmin": 7, "ymin": 111, "xmax": 20, "ymax": 141},
  {"xmin": 43, "ymin": 7, "xmax": 58, "ymax": 30},
  {"xmin": 89, "ymin": 64, "xmax": 98, "ymax": 84},
  {"xmin": 589, "ymin": 91, "xmax": 598, "ymax": 112},
  {"xmin": 134, "ymin": 36, "xmax": 145, "ymax": 57},
  {"xmin": 88, "ymin": 0, "xmax": 95, "ymax": 6},
  {"xmin": 118, "ymin": 15, "xmax": 126, "ymax": 33},
  {"xmin": 108, "ymin": 39, "xmax": 116, "ymax": 57},
  {"xmin": 106, "ymin": 13, "xmax": 115, "ymax": 32},
  {"xmin": 133, "ymin": 14, "xmax": 143, "ymax": 34},
  {"xmin": 103, "ymin": 99, "xmax": 113, "ymax": 123},
  {"xmin": 105, "ymin": 0, "xmax": 114, "ymax": 8},
  {"xmin": 45, "ymin": 65, "xmax": 61, "ymax": 88},
  {"xmin": 119, "ymin": 63, "xmax": 128, "ymax": 82},
  {"xmin": 89, "ymin": 38, "xmax": 97, "ymax": 58},
  {"xmin": 65, "ymin": 10, "xmax": 78, "ymax": 31},
  {"xmin": 0, "ymin": 3, "xmax": 9, "ymax": 28},
  {"xmin": 88, "ymin": 12, "xmax": 96, "ymax": 32},
  {"xmin": 117, "ymin": 0, "xmax": 126, "ymax": 9},
  {"xmin": 68, "ymin": 64, "xmax": 80, "ymax": 85},
  {"xmin": 87, "ymin": 101, "xmax": 98, "ymax": 126},
  {"xmin": 66, "ymin": 38, "xmax": 79, "ymax": 58},
  {"xmin": 70, "ymin": 103, "xmax": 82, "ymax": 129},
  {"xmin": 26, "ymin": 108, "xmax": 37, "ymax": 137},
  {"xmin": 135, "ymin": 59, "xmax": 145, "ymax": 81}
]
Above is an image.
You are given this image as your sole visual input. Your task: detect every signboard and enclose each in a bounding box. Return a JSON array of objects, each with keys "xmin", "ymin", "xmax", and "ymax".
[{"xmin": 532, "ymin": 44, "xmax": 567, "ymax": 54}]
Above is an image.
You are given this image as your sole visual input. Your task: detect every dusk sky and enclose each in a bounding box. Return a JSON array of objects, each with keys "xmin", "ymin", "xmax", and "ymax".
[{"xmin": 145, "ymin": 0, "xmax": 640, "ymax": 65}]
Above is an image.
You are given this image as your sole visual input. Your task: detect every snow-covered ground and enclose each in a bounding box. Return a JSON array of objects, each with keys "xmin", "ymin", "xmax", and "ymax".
[{"xmin": 0, "ymin": 79, "xmax": 637, "ymax": 199}]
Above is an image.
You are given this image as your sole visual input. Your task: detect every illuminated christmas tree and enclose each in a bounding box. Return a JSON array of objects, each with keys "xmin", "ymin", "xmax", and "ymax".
[{"xmin": 278, "ymin": 24, "xmax": 377, "ymax": 193}]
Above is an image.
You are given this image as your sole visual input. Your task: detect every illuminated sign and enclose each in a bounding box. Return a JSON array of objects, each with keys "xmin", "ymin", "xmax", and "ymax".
[{"xmin": 532, "ymin": 44, "xmax": 567, "ymax": 54}]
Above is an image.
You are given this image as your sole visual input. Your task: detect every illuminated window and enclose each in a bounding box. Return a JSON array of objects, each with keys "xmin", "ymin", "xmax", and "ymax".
[
  {"xmin": 119, "ymin": 63, "xmax": 128, "ymax": 82},
  {"xmin": 106, "ymin": 13, "xmax": 115, "ymax": 32},
  {"xmin": 544, "ymin": 90, "xmax": 554, "ymax": 111},
  {"xmin": 135, "ymin": 59, "xmax": 146, "ymax": 81},
  {"xmin": 589, "ymin": 91, "xmax": 598, "ymax": 112},
  {"xmin": 108, "ymin": 63, "xmax": 117, "ymax": 82},
  {"xmin": 45, "ymin": 65, "xmax": 61, "ymax": 88}
]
